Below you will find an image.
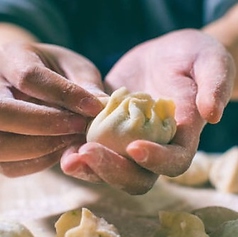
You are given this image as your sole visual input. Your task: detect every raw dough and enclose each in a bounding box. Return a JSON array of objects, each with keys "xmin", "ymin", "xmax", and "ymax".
[
  {"xmin": 0, "ymin": 220, "xmax": 33, "ymax": 237},
  {"xmin": 87, "ymin": 87, "xmax": 176, "ymax": 156},
  {"xmin": 156, "ymin": 211, "xmax": 209, "ymax": 237},
  {"xmin": 55, "ymin": 208, "xmax": 120, "ymax": 237},
  {"xmin": 162, "ymin": 151, "xmax": 213, "ymax": 186},
  {"xmin": 209, "ymin": 146, "xmax": 238, "ymax": 193}
]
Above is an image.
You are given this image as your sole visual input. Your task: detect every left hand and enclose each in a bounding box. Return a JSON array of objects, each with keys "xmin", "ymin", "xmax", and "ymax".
[
  {"xmin": 0, "ymin": 42, "xmax": 106, "ymax": 176},
  {"xmin": 61, "ymin": 29, "xmax": 235, "ymax": 195}
]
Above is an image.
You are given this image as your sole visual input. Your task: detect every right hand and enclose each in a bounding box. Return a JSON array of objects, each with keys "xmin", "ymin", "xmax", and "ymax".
[
  {"xmin": 0, "ymin": 42, "xmax": 106, "ymax": 177},
  {"xmin": 60, "ymin": 30, "xmax": 235, "ymax": 195}
]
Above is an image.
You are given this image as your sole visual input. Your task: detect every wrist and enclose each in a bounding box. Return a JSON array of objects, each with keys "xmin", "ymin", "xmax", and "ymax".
[
  {"xmin": 0, "ymin": 23, "xmax": 38, "ymax": 46},
  {"xmin": 202, "ymin": 5, "xmax": 238, "ymax": 100}
]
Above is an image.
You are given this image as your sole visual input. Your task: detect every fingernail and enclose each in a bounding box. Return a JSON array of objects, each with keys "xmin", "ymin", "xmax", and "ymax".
[
  {"xmin": 129, "ymin": 147, "xmax": 149, "ymax": 163},
  {"xmin": 78, "ymin": 97, "xmax": 103, "ymax": 117},
  {"xmin": 61, "ymin": 153, "xmax": 79, "ymax": 173}
]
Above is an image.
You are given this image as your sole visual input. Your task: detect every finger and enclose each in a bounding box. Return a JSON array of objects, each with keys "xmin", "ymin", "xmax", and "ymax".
[
  {"xmin": 60, "ymin": 143, "xmax": 102, "ymax": 183},
  {"xmin": 38, "ymin": 44, "xmax": 109, "ymax": 106},
  {"xmin": 127, "ymin": 123, "xmax": 202, "ymax": 177},
  {"xmin": 194, "ymin": 41, "xmax": 236, "ymax": 124},
  {"xmin": 62, "ymin": 142, "xmax": 158, "ymax": 195},
  {"xmin": 0, "ymin": 132, "xmax": 85, "ymax": 162},
  {"xmin": 0, "ymin": 98, "xmax": 87, "ymax": 135},
  {"xmin": 128, "ymin": 141, "xmax": 191, "ymax": 177},
  {"xmin": 1, "ymin": 43, "xmax": 103, "ymax": 117},
  {"xmin": 0, "ymin": 149, "xmax": 63, "ymax": 177},
  {"xmin": 8, "ymin": 66, "xmax": 103, "ymax": 117},
  {"xmin": 39, "ymin": 44, "xmax": 107, "ymax": 96}
]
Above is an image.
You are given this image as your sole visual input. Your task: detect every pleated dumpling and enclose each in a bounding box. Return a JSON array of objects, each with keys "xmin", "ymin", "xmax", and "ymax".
[
  {"xmin": 55, "ymin": 208, "xmax": 120, "ymax": 237},
  {"xmin": 86, "ymin": 87, "xmax": 177, "ymax": 157}
]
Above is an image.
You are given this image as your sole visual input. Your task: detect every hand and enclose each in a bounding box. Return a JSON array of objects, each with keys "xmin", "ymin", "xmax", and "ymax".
[
  {"xmin": 61, "ymin": 29, "xmax": 235, "ymax": 195},
  {"xmin": 0, "ymin": 42, "xmax": 106, "ymax": 176}
]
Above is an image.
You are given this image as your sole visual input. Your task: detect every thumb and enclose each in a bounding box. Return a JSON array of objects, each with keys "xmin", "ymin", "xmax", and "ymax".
[{"xmin": 194, "ymin": 46, "xmax": 235, "ymax": 124}]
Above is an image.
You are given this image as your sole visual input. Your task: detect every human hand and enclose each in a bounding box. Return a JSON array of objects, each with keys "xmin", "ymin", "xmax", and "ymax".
[
  {"xmin": 61, "ymin": 29, "xmax": 235, "ymax": 195},
  {"xmin": 0, "ymin": 42, "xmax": 106, "ymax": 176}
]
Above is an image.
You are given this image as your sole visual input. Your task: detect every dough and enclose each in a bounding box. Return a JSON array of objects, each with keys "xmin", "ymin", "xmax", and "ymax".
[
  {"xmin": 156, "ymin": 211, "xmax": 209, "ymax": 237},
  {"xmin": 209, "ymin": 146, "xmax": 238, "ymax": 193},
  {"xmin": 55, "ymin": 208, "xmax": 120, "ymax": 237},
  {"xmin": 162, "ymin": 151, "xmax": 213, "ymax": 186},
  {"xmin": 192, "ymin": 206, "xmax": 238, "ymax": 234},
  {"xmin": 87, "ymin": 87, "xmax": 176, "ymax": 156},
  {"xmin": 0, "ymin": 220, "xmax": 33, "ymax": 237}
]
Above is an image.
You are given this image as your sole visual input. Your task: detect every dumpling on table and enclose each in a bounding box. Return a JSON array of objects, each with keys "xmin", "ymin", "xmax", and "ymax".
[
  {"xmin": 86, "ymin": 87, "xmax": 177, "ymax": 157},
  {"xmin": 156, "ymin": 211, "xmax": 209, "ymax": 237},
  {"xmin": 0, "ymin": 220, "xmax": 33, "ymax": 237},
  {"xmin": 55, "ymin": 208, "xmax": 120, "ymax": 237},
  {"xmin": 161, "ymin": 151, "xmax": 213, "ymax": 186},
  {"xmin": 209, "ymin": 146, "xmax": 238, "ymax": 193},
  {"xmin": 192, "ymin": 206, "xmax": 238, "ymax": 234},
  {"xmin": 210, "ymin": 219, "xmax": 238, "ymax": 237}
]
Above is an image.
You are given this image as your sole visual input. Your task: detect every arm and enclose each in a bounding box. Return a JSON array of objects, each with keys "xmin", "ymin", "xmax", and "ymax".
[{"xmin": 202, "ymin": 3, "xmax": 238, "ymax": 100}]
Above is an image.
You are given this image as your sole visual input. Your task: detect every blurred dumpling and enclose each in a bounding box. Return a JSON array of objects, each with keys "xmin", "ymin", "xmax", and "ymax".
[
  {"xmin": 210, "ymin": 219, "xmax": 238, "ymax": 237},
  {"xmin": 0, "ymin": 220, "xmax": 34, "ymax": 237},
  {"xmin": 55, "ymin": 208, "xmax": 120, "ymax": 237},
  {"xmin": 156, "ymin": 211, "xmax": 209, "ymax": 237},
  {"xmin": 192, "ymin": 206, "xmax": 238, "ymax": 234},
  {"xmin": 209, "ymin": 146, "xmax": 238, "ymax": 193},
  {"xmin": 87, "ymin": 87, "xmax": 176, "ymax": 157},
  {"xmin": 161, "ymin": 151, "xmax": 213, "ymax": 186}
]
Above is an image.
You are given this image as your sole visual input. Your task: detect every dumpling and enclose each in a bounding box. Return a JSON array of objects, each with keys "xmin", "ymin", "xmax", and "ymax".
[
  {"xmin": 55, "ymin": 208, "xmax": 120, "ymax": 237},
  {"xmin": 210, "ymin": 219, "xmax": 238, "ymax": 237},
  {"xmin": 209, "ymin": 146, "xmax": 238, "ymax": 193},
  {"xmin": 192, "ymin": 206, "xmax": 238, "ymax": 234},
  {"xmin": 86, "ymin": 87, "xmax": 176, "ymax": 157},
  {"xmin": 161, "ymin": 151, "xmax": 213, "ymax": 186},
  {"xmin": 0, "ymin": 220, "xmax": 34, "ymax": 237},
  {"xmin": 156, "ymin": 211, "xmax": 209, "ymax": 237}
]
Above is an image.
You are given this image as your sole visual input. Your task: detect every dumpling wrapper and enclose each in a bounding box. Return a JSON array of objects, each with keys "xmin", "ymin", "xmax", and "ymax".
[
  {"xmin": 156, "ymin": 211, "xmax": 209, "ymax": 237},
  {"xmin": 0, "ymin": 220, "xmax": 34, "ymax": 237},
  {"xmin": 55, "ymin": 208, "xmax": 120, "ymax": 237},
  {"xmin": 87, "ymin": 87, "xmax": 176, "ymax": 157}
]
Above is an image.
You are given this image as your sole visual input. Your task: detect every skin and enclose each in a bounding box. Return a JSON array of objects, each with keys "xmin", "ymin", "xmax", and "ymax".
[
  {"xmin": 0, "ymin": 4, "xmax": 237, "ymax": 194},
  {"xmin": 0, "ymin": 25, "xmax": 106, "ymax": 174},
  {"xmin": 202, "ymin": 3, "xmax": 238, "ymax": 99},
  {"xmin": 61, "ymin": 29, "xmax": 235, "ymax": 194}
]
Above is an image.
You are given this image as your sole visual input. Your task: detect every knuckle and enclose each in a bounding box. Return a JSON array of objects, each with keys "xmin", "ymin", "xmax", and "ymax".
[{"xmin": 16, "ymin": 66, "xmax": 41, "ymax": 90}]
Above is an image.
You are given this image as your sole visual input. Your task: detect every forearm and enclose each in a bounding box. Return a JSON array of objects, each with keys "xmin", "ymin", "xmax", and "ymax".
[
  {"xmin": 202, "ymin": 4, "xmax": 238, "ymax": 100},
  {"xmin": 0, "ymin": 22, "xmax": 38, "ymax": 45}
]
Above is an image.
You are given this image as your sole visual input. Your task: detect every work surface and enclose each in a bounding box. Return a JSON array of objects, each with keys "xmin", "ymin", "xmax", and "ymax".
[{"xmin": 0, "ymin": 165, "xmax": 238, "ymax": 237}]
